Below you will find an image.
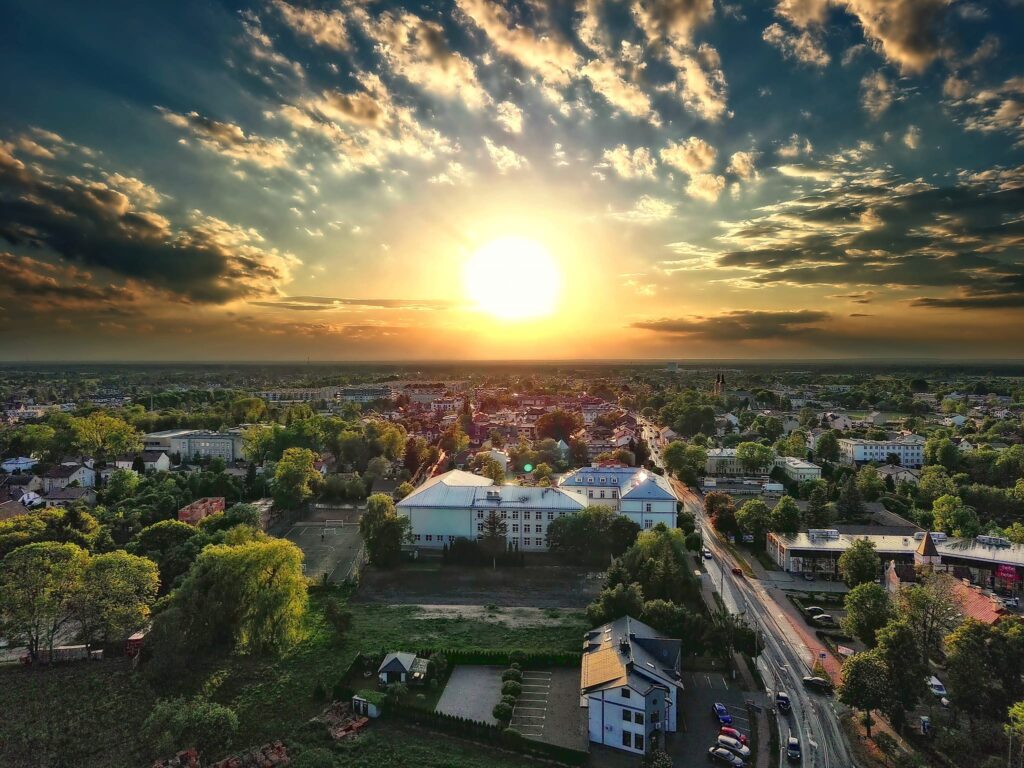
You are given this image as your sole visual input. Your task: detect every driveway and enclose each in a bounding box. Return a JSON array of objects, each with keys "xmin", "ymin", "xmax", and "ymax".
[
  {"xmin": 669, "ymin": 672, "xmax": 751, "ymax": 766},
  {"xmin": 435, "ymin": 665, "xmax": 503, "ymax": 725}
]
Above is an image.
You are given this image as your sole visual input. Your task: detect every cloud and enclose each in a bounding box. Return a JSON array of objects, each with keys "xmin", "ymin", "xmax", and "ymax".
[
  {"xmin": 483, "ymin": 137, "xmax": 528, "ymax": 172},
  {"xmin": 272, "ymin": 1, "xmax": 348, "ymax": 50},
  {"xmin": 158, "ymin": 108, "xmax": 294, "ymax": 169},
  {"xmin": 727, "ymin": 151, "xmax": 758, "ymax": 180},
  {"xmin": 903, "ymin": 125, "xmax": 921, "ymax": 149},
  {"xmin": 778, "ymin": 134, "xmax": 814, "ymax": 158},
  {"xmin": 776, "ymin": 163, "xmax": 835, "ymax": 180},
  {"xmin": 601, "ymin": 144, "xmax": 657, "ymax": 179},
  {"xmin": 834, "ymin": 0, "xmax": 953, "ymax": 74},
  {"xmin": 609, "ymin": 195, "xmax": 676, "ymax": 223},
  {"xmin": 633, "ymin": 309, "xmax": 831, "ymax": 340},
  {"xmin": 0, "ymin": 252, "xmax": 137, "ymax": 312},
  {"xmin": 250, "ymin": 295, "xmax": 457, "ymax": 311},
  {"xmin": 775, "ymin": 0, "xmax": 830, "ymax": 27},
  {"xmin": 762, "ymin": 23, "xmax": 831, "ymax": 67},
  {"xmin": 860, "ymin": 71, "xmax": 894, "ymax": 118},
  {"xmin": 0, "ymin": 142, "xmax": 295, "ymax": 303},
  {"xmin": 660, "ymin": 136, "xmax": 717, "ymax": 175},
  {"xmin": 667, "ymin": 44, "xmax": 730, "ymax": 121},
  {"xmin": 352, "ymin": 9, "xmax": 490, "ymax": 110},
  {"xmin": 580, "ymin": 59, "xmax": 657, "ymax": 123},
  {"xmin": 686, "ymin": 173, "xmax": 726, "ymax": 201},
  {"xmin": 428, "ymin": 161, "xmax": 473, "ymax": 185},
  {"xmin": 948, "ymin": 76, "xmax": 1024, "ymax": 145},
  {"xmin": 632, "ymin": 0, "xmax": 716, "ymax": 47},
  {"xmin": 495, "ymin": 101, "xmax": 524, "ymax": 133}
]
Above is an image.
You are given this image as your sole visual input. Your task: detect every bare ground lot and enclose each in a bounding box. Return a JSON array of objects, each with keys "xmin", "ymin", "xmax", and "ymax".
[{"xmin": 355, "ymin": 560, "xmax": 604, "ymax": 608}]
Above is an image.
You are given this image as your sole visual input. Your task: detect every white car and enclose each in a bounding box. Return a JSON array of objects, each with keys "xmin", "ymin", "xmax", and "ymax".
[
  {"xmin": 928, "ymin": 676, "xmax": 947, "ymax": 697},
  {"xmin": 717, "ymin": 735, "xmax": 751, "ymax": 759}
]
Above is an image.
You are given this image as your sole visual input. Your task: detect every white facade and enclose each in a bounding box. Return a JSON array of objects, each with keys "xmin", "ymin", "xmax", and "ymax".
[
  {"xmin": 559, "ymin": 466, "xmax": 678, "ymax": 530},
  {"xmin": 170, "ymin": 431, "xmax": 245, "ymax": 462},
  {"xmin": 42, "ymin": 464, "xmax": 96, "ymax": 493},
  {"xmin": 705, "ymin": 448, "xmax": 773, "ymax": 477},
  {"xmin": 838, "ymin": 435, "xmax": 925, "ymax": 468},
  {"xmin": 773, "ymin": 456, "xmax": 822, "ymax": 483}
]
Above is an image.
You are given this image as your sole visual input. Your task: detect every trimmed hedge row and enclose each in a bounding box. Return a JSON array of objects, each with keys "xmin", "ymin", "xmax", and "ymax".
[{"xmin": 384, "ymin": 701, "xmax": 588, "ymax": 765}]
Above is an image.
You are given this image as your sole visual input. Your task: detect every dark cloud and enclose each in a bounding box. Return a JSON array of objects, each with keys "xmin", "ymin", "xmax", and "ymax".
[
  {"xmin": 632, "ymin": 309, "xmax": 831, "ymax": 341},
  {"xmin": 0, "ymin": 144, "xmax": 295, "ymax": 303}
]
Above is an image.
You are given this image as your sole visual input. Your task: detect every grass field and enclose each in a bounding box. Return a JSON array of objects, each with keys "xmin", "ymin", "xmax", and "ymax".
[{"xmin": 0, "ymin": 588, "xmax": 588, "ymax": 767}]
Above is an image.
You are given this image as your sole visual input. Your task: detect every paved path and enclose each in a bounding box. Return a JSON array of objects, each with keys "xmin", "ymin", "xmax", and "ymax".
[{"xmin": 435, "ymin": 665, "xmax": 503, "ymax": 724}]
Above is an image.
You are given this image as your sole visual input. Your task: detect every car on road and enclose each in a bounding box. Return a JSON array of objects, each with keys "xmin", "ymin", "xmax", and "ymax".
[
  {"xmin": 731, "ymin": 567, "xmax": 743, "ymax": 576},
  {"xmin": 811, "ymin": 613, "xmax": 834, "ymax": 626},
  {"xmin": 775, "ymin": 691, "xmax": 791, "ymax": 712},
  {"xmin": 802, "ymin": 572, "xmax": 816, "ymax": 581},
  {"xmin": 928, "ymin": 676, "xmax": 947, "ymax": 697},
  {"xmin": 804, "ymin": 606, "xmax": 825, "ymax": 616},
  {"xmin": 707, "ymin": 747, "xmax": 745, "ymax": 767},
  {"xmin": 720, "ymin": 726, "xmax": 749, "ymax": 745},
  {"xmin": 713, "ymin": 703, "xmax": 733, "ymax": 725},
  {"xmin": 703, "ymin": 548, "xmax": 714, "ymax": 559},
  {"xmin": 786, "ymin": 735, "xmax": 802, "ymax": 762},
  {"xmin": 717, "ymin": 735, "xmax": 751, "ymax": 759},
  {"xmin": 802, "ymin": 676, "xmax": 834, "ymax": 694}
]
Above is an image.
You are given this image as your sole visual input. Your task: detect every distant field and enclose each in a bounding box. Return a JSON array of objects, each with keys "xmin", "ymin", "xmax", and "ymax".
[{"xmin": 0, "ymin": 589, "xmax": 587, "ymax": 767}]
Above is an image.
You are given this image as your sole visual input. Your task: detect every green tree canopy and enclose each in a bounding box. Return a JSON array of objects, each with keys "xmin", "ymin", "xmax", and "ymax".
[
  {"xmin": 142, "ymin": 696, "xmax": 238, "ymax": 761},
  {"xmin": 842, "ymin": 582, "xmax": 892, "ymax": 647},
  {"xmin": 838, "ymin": 538, "xmax": 879, "ymax": 586},
  {"xmin": 273, "ymin": 447, "xmax": 322, "ymax": 509},
  {"xmin": 359, "ymin": 493, "xmax": 411, "ymax": 568},
  {"xmin": 839, "ymin": 649, "xmax": 890, "ymax": 737}
]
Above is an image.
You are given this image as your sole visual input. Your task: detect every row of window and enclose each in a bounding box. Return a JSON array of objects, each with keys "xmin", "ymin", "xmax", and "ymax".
[
  {"xmin": 412, "ymin": 533, "xmax": 546, "ymax": 547},
  {"xmin": 477, "ymin": 510, "xmax": 565, "ymax": 521},
  {"xmin": 621, "ymin": 732, "xmax": 644, "ymax": 750},
  {"xmin": 621, "ymin": 709, "xmax": 645, "ymax": 725},
  {"xmin": 585, "ymin": 490, "xmax": 618, "ymax": 499},
  {"xmin": 478, "ymin": 523, "xmax": 546, "ymax": 534}
]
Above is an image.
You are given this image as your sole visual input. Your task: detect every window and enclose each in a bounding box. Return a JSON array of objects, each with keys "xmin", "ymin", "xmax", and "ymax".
[
  {"xmin": 535, "ymin": 537, "xmax": 543, "ymax": 546},
  {"xmin": 512, "ymin": 524, "xmax": 519, "ymax": 533},
  {"xmin": 600, "ymin": 490, "xmax": 605, "ymax": 499},
  {"xmin": 600, "ymin": 476, "xmax": 606, "ymax": 484},
  {"xmin": 448, "ymin": 535, "xmax": 455, "ymax": 542},
  {"xmin": 477, "ymin": 523, "xmax": 483, "ymax": 532},
  {"xmin": 634, "ymin": 734, "xmax": 644, "ymax": 751},
  {"xmin": 611, "ymin": 490, "xmax": 617, "ymax": 498},
  {"xmin": 651, "ymin": 711, "xmax": 660, "ymax": 723},
  {"xmin": 621, "ymin": 688, "xmax": 631, "ymax": 699},
  {"xmin": 645, "ymin": 503, "xmax": 652, "ymax": 512},
  {"xmin": 612, "ymin": 477, "xmax": 618, "ymax": 484},
  {"xmin": 587, "ymin": 476, "xmax": 594, "ymax": 483},
  {"xmin": 535, "ymin": 511, "xmax": 542, "ymax": 520},
  {"xmin": 500, "ymin": 510, "xmax": 507, "ymax": 519},
  {"xmin": 547, "ymin": 511, "xmax": 554, "ymax": 520},
  {"xmin": 426, "ymin": 534, "xmax": 433, "ymax": 542},
  {"xmin": 644, "ymin": 520, "xmax": 653, "ymax": 529},
  {"xmin": 622, "ymin": 709, "xmax": 630, "ymax": 721},
  {"xmin": 622, "ymin": 732, "xmax": 631, "ymax": 747},
  {"xmin": 559, "ymin": 511, "xmax": 566, "ymax": 517},
  {"xmin": 512, "ymin": 511, "xmax": 519, "ymax": 520},
  {"xmin": 414, "ymin": 534, "xmax": 421, "ymax": 541},
  {"xmin": 477, "ymin": 511, "xmax": 483, "ymax": 519},
  {"xmin": 588, "ymin": 490, "xmax": 594, "ymax": 498},
  {"xmin": 635, "ymin": 712, "xmax": 644, "ymax": 725}
]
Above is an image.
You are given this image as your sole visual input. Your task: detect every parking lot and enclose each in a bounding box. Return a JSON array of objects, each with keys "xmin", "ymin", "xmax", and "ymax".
[
  {"xmin": 510, "ymin": 668, "xmax": 587, "ymax": 750},
  {"xmin": 435, "ymin": 665, "xmax": 503, "ymax": 724},
  {"xmin": 669, "ymin": 672, "xmax": 751, "ymax": 766},
  {"xmin": 284, "ymin": 522, "xmax": 364, "ymax": 582}
]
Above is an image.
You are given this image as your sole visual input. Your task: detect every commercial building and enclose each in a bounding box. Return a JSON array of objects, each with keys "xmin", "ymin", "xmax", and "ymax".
[
  {"xmin": 144, "ymin": 429, "xmax": 246, "ymax": 462},
  {"xmin": 705, "ymin": 447, "xmax": 772, "ymax": 477},
  {"xmin": 837, "ymin": 435, "xmax": 925, "ymax": 468},
  {"xmin": 339, "ymin": 385, "xmax": 392, "ymax": 403},
  {"xmin": 582, "ymin": 615, "xmax": 681, "ymax": 755},
  {"xmin": 558, "ymin": 465, "xmax": 678, "ymax": 530},
  {"xmin": 255, "ymin": 387, "xmax": 344, "ymax": 403},
  {"xmin": 773, "ymin": 456, "xmax": 822, "ymax": 483}
]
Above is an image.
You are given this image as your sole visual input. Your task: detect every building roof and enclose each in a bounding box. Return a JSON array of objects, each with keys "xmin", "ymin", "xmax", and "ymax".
[
  {"xmin": 0, "ymin": 499, "xmax": 30, "ymax": 520},
  {"xmin": 774, "ymin": 531, "xmax": 1024, "ymax": 568},
  {"xmin": 558, "ymin": 466, "xmax": 677, "ymax": 502},
  {"xmin": 44, "ymin": 486, "xmax": 93, "ymax": 501},
  {"xmin": 581, "ymin": 615, "xmax": 681, "ymax": 696},
  {"xmin": 43, "ymin": 464, "xmax": 89, "ymax": 479},
  {"xmin": 917, "ymin": 532, "xmax": 939, "ymax": 558},
  {"xmin": 397, "ymin": 469, "xmax": 589, "ymax": 511},
  {"xmin": 379, "ymin": 651, "xmax": 417, "ymax": 674},
  {"xmin": 951, "ymin": 580, "xmax": 1005, "ymax": 625}
]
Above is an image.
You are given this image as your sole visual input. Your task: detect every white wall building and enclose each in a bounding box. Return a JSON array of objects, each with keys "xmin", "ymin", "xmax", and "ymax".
[
  {"xmin": 838, "ymin": 435, "xmax": 925, "ymax": 468},
  {"xmin": 773, "ymin": 456, "xmax": 822, "ymax": 483},
  {"xmin": 583, "ymin": 615, "xmax": 682, "ymax": 756},
  {"xmin": 558, "ymin": 466, "xmax": 677, "ymax": 530},
  {"xmin": 705, "ymin": 448, "xmax": 773, "ymax": 477}
]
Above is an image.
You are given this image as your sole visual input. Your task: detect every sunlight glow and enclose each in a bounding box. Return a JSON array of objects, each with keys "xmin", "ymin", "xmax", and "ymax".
[{"xmin": 463, "ymin": 236, "xmax": 561, "ymax": 320}]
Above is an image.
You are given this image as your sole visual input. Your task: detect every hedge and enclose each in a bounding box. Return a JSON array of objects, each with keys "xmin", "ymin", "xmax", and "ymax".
[
  {"xmin": 372, "ymin": 647, "xmax": 581, "ymax": 668},
  {"xmin": 501, "ymin": 668, "xmax": 523, "ymax": 683},
  {"xmin": 501, "ymin": 681, "xmax": 522, "ymax": 697},
  {"xmin": 383, "ymin": 701, "xmax": 588, "ymax": 765}
]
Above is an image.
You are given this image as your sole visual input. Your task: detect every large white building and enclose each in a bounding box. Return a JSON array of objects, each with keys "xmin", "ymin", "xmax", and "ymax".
[
  {"xmin": 582, "ymin": 615, "xmax": 682, "ymax": 755},
  {"xmin": 773, "ymin": 456, "xmax": 822, "ymax": 483},
  {"xmin": 705, "ymin": 447, "xmax": 772, "ymax": 477},
  {"xmin": 396, "ymin": 466, "xmax": 679, "ymax": 551},
  {"xmin": 558, "ymin": 466, "xmax": 678, "ymax": 530},
  {"xmin": 838, "ymin": 435, "xmax": 925, "ymax": 468},
  {"xmin": 144, "ymin": 429, "xmax": 247, "ymax": 462}
]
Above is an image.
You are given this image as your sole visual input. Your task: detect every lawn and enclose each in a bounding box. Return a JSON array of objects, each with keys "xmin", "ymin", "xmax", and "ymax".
[{"xmin": 0, "ymin": 587, "xmax": 588, "ymax": 767}]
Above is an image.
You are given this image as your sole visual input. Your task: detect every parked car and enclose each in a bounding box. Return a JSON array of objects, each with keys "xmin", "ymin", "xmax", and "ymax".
[
  {"xmin": 803, "ymin": 572, "xmax": 816, "ymax": 581},
  {"xmin": 787, "ymin": 736, "xmax": 802, "ymax": 762},
  {"xmin": 713, "ymin": 703, "xmax": 733, "ymax": 725},
  {"xmin": 776, "ymin": 691, "xmax": 791, "ymax": 712},
  {"xmin": 720, "ymin": 726, "xmax": 749, "ymax": 745},
  {"xmin": 708, "ymin": 747, "xmax": 745, "ymax": 767},
  {"xmin": 811, "ymin": 614, "xmax": 834, "ymax": 626},
  {"xmin": 731, "ymin": 567, "xmax": 743, "ymax": 576},
  {"xmin": 703, "ymin": 548, "xmax": 714, "ymax": 560},
  {"xmin": 805, "ymin": 606, "xmax": 825, "ymax": 616},
  {"xmin": 802, "ymin": 676, "xmax": 834, "ymax": 694},
  {"xmin": 928, "ymin": 676, "xmax": 947, "ymax": 697},
  {"xmin": 717, "ymin": 735, "xmax": 751, "ymax": 759}
]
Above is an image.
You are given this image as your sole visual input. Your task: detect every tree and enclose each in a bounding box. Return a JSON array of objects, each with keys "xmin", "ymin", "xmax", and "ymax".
[
  {"xmin": 0, "ymin": 507, "xmax": 101, "ymax": 559},
  {"xmin": 359, "ymin": 493, "xmax": 411, "ymax": 568},
  {"xmin": 945, "ymin": 618, "xmax": 999, "ymax": 725},
  {"xmin": 439, "ymin": 422, "xmax": 469, "ymax": 455},
  {"xmin": 706, "ymin": 492, "xmax": 739, "ymax": 536},
  {"xmin": 842, "ymin": 583, "xmax": 892, "ymax": 647},
  {"xmin": 684, "ymin": 531, "xmax": 702, "ymax": 552},
  {"xmin": 896, "ymin": 573, "xmax": 961, "ymax": 667},
  {"xmin": 74, "ymin": 550, "xmax": 159, "ymax": 648},
  {"xmin": 104, "ymin": 468, "xmax": 141, "ymax": 505},
  {"xmin": 586, "ymin": 582, "xmax": 644, "ymax": 625},
  {"xmin": 839, "ymin": 649, "xmax": 889, "ymax": 737},
  {"xmin": 836, "ymin": 475, "xmax": 866, "ymax": 520},
  {"xmin": 129, "ymin": 518, "xmax": 202, "ymax": 588},
  {"xmin": 838, "ymin": 538, "xmax": 879, "ymax": 586},
  {"xmin": 816, "ymin": 431, "xmax": 840, "ymax": 463},
  {"xmin": 917, "ymin": 466, "xmax": 956, "ymax": 506},
  {"xmin": 71, "ymin": 412, "xmax": 141, "ymax": 459},
  {"xmin": 805, "ymin": 485, "xmax": 833, "ymax": 528},
  {"xmin": 536, "ymin": 409, "xmax": 583, "ymax": 442},
  {"xmin": 876, "ymin": 619, "xmax": 927, "ymax": 731},
  {"xmin": 547, "ymin": 506, "xmax": 638, "ymax": 566},
  {"xmin": 736, "ymin": 499, "xmax": 771, "ymax": 546},
  {"xmin": 532, "ymin": 462, "xmax": 553, "ymax": 484},
  {"xmin": 856, "ymin": 466, "xmax": 886, "ymax": 502},
  {"xmin": 736, "ymin": 442, "xmax": 774, "ymax": 474},
  {"xmin": 395, "ymin": 481, "xmax": 415, "ymax": 500},
  {"xmin": 471, "ymin": 454, "xmax": 506, "ymax": 484},
  {"xmin": 479, "ymin": 511, "xmax": 507, "ymax": 559},
  {"xmin": 142, "ymin": 696, "xmax": 238, "ymax": 761},
  {"xmin": 925, "ymin": 436, "xmax": 960, "ymax": 472},
  {"xmin": 769, "ymin": 496, "xmax": 801, "ymax": 534},
  {"xmin": 0, "ymin": 542, "xmax": 88, "ymax": 660},
  {"xmin": 932, "ymin": 494, "xmax": 980, "ymax": 538},
  {"xmin": 273, "ymin": 447, "xmax": 322, "ymax": 509},
  {"xmin": 663, "ymin": 441, "xmax": 706, "ymax": 484}
]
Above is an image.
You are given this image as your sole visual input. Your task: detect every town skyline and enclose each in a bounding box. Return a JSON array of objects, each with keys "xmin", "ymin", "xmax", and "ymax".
[{"xmin": 1, "ymin": 0, "xmax": 1023, "ymax": 361}]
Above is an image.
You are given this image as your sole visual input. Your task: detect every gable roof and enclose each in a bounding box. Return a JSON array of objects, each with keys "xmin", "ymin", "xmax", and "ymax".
[
  {"xmin": 917, "ymin": 532, "xmax": 939, "ymax": 558},
  {"xmin": 581, "ymin": 615, "xmax": 681, "ymax": 696},
  {"xmin": 379, "ymin": 651, "xmax": 417, "ymax": 674}
]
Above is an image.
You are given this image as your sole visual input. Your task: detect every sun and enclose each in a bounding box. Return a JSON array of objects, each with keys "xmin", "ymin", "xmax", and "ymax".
[{"xmin": 463, "ymin": 236, "xmax": 561, "ymax": 320}]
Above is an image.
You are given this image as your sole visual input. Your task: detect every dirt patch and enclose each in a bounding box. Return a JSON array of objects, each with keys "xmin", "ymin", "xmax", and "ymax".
[
  {"xmin": 355, "ymin": 561, "xmax": 604, "ymax": 608},
  {"xmin": 408, "ymin": 605, "xmax": 582, "ymax": 627}
]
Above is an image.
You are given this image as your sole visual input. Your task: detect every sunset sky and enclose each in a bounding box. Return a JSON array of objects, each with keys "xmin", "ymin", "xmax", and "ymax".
[{"xmin": 1, "ymin": 0, "xmax": 1022, "ymax": 360}]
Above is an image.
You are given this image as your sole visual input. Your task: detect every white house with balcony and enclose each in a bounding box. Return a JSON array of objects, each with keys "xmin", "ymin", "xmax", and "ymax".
[
  {"xmin": 558, "ymin": 465, "xmax": 677, "ymax": 530},
  {"xmin": 582, "ymin": 615, "xmax": 682, "ymax": 756}
]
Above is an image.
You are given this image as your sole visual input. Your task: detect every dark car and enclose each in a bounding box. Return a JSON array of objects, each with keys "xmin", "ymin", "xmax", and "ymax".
[
  {"xmin": 787, "ymin": 736, "xmax": 802, "ymax": 762},
  {"xmin": 731, "ymin": 567, "xmax": 743, "ymax": 576},
  {"xmin": 713, "ymin": 703, "xmax": 733, "ymax": 725},
  {"xmin": 803, "ymin": 675, "xmax": 834, "ymax": 694},
  {"xmin": 708, "ymin": 747, "xmax": 745, "ymax": 767},
  {"xmin": 776, "ymin": 691, "xmax": 791, "ymax": 712},
  {"xmin": 805, "ymin": 606, "xmax": 825, "ymax": 616}
]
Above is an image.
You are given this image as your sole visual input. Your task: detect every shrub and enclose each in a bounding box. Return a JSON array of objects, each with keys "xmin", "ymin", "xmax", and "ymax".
[
  {"xmin": 501, "ymin": 695, "xmax": 518, "ymax": 708},
  {"xmin": 502, "ymin": 668, "xmax": 523, "ymax": 683},
  {"xmin": 510, "ymin": 662, "xmax": 521, "ymax": 670},
  {"xmin": 501, "ymin": 681, "xmax": 522, "ymax": 697},
  {"xmin": 509, "ymin": 650, "xmax": 526, "ymax": 666},
  {"xmin": 428, "ymin": 678, "xmax": 439, "ymax": 691},
  {"xmin": 503, "ymin": 727, "xmax": 524, "ymax": 745},
  {"xmin": 312, "ymin": 680, "xmax": 327, "ymax": 701},
  {"xmin": 492, "ymin": 702, "xmax": 513, "ymax": 723}
]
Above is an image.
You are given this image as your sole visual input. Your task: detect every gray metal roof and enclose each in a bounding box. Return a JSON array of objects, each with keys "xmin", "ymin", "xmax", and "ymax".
[{"xmin": 397, "ymin": 469, "xmax": 587, "ymax": 511}]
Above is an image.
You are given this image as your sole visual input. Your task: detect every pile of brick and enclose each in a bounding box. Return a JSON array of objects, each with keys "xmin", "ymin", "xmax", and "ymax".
[
  {"xmin": 210, "ymin": 741, "xmax": 289, "ymax": 768},
  {"xmin": 313, "ymin": 701, "xmax": 370, "ymax": 741},
  {"xmin": 152, "ymin": 749, "xmax": 199, "ymax": 768}
]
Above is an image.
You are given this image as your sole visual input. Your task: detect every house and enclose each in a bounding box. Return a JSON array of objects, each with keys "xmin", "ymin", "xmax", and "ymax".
[
  {"xmin": 483, "ymin": 448, "xmax": 511, "ymax": 472},
  {"xmin": 377, "ymin": 652, "xmax": 429, "ymax": 686},
  {"xmin": 582, "ymin": 615, "xmax": 682, "ymax": 755},
  {"xmin": 42, "ymin": 486, "xmax": 97, "ymax": 507},
  {"xmin": 114, "ymin": 451, "xmax": 172, "ymax": 473},
  {"xmin": 42, "ymin": 463, "xmax": 96, "ymax": 493},
  {"xmin": 837, "ymin": 435, "xmax": 925, "ymax": 468},
  {"xmin": 0, "ymin": 499, "xmax": 31, "ymax": 520},
  {"xmin": 558, "ymin": 465, "xmax": 678, "ymax": 529},
  {"xmin": 773, "ymin": 456, "xmax": 822, "ymax": 483},
  {"xmin": 178, "ymin": 496, "xmax": 225, "ymax": 525},
  {"xmin": 875, "ymin": 464, "xmax": 921, "ymax": 486},
  {"xmin": 1, "ymin": 456, "xmax": 37, "ymax": 473}
]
